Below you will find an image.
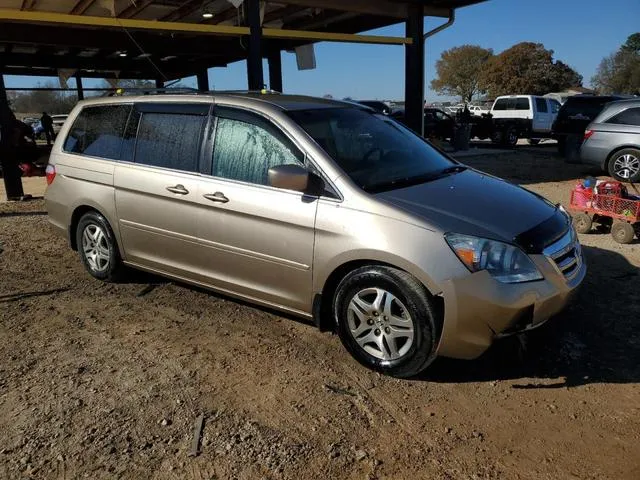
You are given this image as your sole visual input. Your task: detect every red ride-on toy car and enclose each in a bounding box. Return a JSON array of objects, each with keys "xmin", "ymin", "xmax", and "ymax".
[{"xmin": 569, "ymin": 180, "xmax": 640, "ymax": 244}]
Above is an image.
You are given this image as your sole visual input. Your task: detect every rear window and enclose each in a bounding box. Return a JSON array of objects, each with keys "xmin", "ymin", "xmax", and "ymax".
[
  {"xmin": 493, "ymin": 97, "xmax": 530, "ymax": 111},
  {"xmin": 63, "ymin": 105, "xmax": 131, "ymax": 160},
  {"xmin": 606, "ymin": 107, "xmax": 640, "ymax": 126},
  {"xmin": 134, "ymin": 112, "xmax": 204, "ymax": 172},
  {"xmin": 559, "ymin": 97, "xmax": 618, "ymax": 120}
]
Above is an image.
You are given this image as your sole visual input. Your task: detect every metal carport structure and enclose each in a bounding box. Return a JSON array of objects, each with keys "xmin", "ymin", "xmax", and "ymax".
[{"xmin": 0, "ymin": 0, "xmax": 486, "ymax": 133}]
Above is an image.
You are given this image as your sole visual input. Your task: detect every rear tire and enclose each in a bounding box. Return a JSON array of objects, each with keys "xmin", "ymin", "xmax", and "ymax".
[
  {"xmin": 611, "ymin": 222, "xmax": 635, "ymax": 244},
  {"xmin": 607, "ymin": 148, "xmax": 640, "ymax": 183},
  {"xmin": 333, "ymin": 266, "xmax": 437, "ymax": 378},
  {"xmin": 75, "ymin": 211, "xmax": 124, "ymax": 282},
  {"xmin": 572, "ymin": 213, "xmax": 592, "ymax": 234}
]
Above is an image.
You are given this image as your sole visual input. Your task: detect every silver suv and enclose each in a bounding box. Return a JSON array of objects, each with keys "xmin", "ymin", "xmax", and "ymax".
[
  {"xmin": 581, "ymin": 99, "xmax": 640, "ymax": 182},
  {"xmin": 45, "ymin": 92, "xmax": 586, "ymax": 377}
]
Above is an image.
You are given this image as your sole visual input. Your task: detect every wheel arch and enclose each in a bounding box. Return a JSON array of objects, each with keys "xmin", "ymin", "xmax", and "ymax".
[
  {"xmin": 69, "ymin": 204, "xmax": 120, "ymax": 254},
  {"xmin": 314, "ymin": 259, "xmax": 444, "ymax": 340},
  {"xmin": 604, "ymin": 145, "xmax": 640, "ymax": 171}
]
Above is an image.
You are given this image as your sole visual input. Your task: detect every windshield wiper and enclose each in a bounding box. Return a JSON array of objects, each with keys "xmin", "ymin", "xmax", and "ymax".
[
  {"xmin": 363, "ymin": 172, "xmax": 442, "ymax": 193},
  {"xmin": 439, "ymin": 165, "xmax": 468, "ymax": 175},
  {"xmin": 363, "ymin": 165, "xmax": 468, "ymax": 193}
]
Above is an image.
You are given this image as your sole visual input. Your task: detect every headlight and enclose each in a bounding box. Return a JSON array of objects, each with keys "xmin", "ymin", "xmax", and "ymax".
[{"xmin": 445, "ymin": 233, "xmax": 543, "ymax": 283}]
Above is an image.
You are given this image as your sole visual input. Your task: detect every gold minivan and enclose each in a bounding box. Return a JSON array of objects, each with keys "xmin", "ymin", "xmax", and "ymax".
[{"xmin": 45, "ymin": 93, "xmax": 585, "ymax": 377}]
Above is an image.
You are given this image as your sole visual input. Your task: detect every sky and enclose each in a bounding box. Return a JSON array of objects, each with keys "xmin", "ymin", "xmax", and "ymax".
[{"xmin": 4, "ymin": 0, "xmax": 640, "ymax": 102}]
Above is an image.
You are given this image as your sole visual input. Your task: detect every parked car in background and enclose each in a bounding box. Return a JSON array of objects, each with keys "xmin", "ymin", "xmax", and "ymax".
[
  {"xmin": 51, "ymin": 114, "xmax": 69, "ymax": 135},
  {"xmin": 424, "ymin": 107, "xmax": 456, "ymax": 140},
  {"xmin": 489, "ymin": 95, "xmax": 561, "ymax": 145},
  {"xmin": 468, "ymin": 105, "xmax": 489, "ymax": 116},
  {"xmin": 356, "ymin": 100, "xmax": 391, "ymax": 115},
  {"xmin": 552, "ymin": 95, "xmax": 627, "ymax": 155},
  {"xmin": 45, "ymin": 92, "xmax": 585, "ymax": 377},
  {"xmin": 391, "ymin": 107, "xmax": 456, "ymax": 140},
  {"xmin": 580, "ymin": 99, "xmax": 640, "ymax": 182}
]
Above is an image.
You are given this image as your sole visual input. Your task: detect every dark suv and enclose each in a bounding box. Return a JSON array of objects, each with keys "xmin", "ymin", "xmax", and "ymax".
[{"xmin": 553, "ymin": 95, "xmax": 626, "ymax": 155}]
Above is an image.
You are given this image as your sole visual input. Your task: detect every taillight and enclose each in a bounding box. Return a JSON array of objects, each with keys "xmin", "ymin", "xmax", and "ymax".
[
  {"xmin": 583, "ymin": 130, "xmax": 594, "ymax": 142},
  {"xmin": 45, "ymin": 165, "xmax": 56, "ymax": 185}
]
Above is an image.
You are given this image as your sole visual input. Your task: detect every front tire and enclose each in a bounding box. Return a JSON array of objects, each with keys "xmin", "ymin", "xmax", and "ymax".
[
  {"xmin": 572, "ymin": 213, "xmax": 592, "ymax": 234},
  {"xmin": 333, "ymin": 266, "xmax": 437, "ymax": 378},
  {"xmin": 76, "ymin": 211, "xmax": 124, "ymax": 282},
  {"xmin": 608, "ymin": 148, "xmax": 640, "ymax": 183}
]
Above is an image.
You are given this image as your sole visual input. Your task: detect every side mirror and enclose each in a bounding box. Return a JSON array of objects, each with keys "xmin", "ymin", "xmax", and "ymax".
[{"xmin": 268, "ymin": 164, "xmax": 310, "ymax": 192}]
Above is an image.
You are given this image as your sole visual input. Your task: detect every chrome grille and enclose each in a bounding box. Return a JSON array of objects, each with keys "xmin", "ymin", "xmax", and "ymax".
[{"xmin": 543, "ymin": 228, "xmax": 583, "ymax": 281}]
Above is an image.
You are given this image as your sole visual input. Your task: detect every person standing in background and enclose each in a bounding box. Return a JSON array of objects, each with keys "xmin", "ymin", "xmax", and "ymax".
[
  {"xmin": 1, "ymin": 104, "xmax": 25, "ymax": 201},
  {"xmin": 41, "ymin": 112, "xmax": 55, "ymax": 146}
]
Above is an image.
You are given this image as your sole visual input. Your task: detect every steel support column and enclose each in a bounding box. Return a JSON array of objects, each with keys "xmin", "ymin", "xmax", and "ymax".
[
  {"xmin": 267, "ymin": 49, "xmax": 282, "ymax": 92},
  {"xmin": 75, "ymin": 72, "xmax": 84, "ymax": 100},
  {"xmin": 155, "ymin": 78, "xmax": 164, "ymax": 89},
  {"xmin": 404, "ymin": 5, "xmax": 425, "ymax": 135},
  {"xmin": 196, "ymin": 70, "xmax": 209, "ymax": 92},
  {"xmin": 246, "ymin": 0, "xmax": 264, "ymax": 90}
]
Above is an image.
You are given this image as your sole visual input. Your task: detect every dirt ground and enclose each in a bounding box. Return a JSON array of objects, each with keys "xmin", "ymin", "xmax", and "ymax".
[{"xmin": 1, "ymin": 146, "xmax": 639, "ymax": 480}]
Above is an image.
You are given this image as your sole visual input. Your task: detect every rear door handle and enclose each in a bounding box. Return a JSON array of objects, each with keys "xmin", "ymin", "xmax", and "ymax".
[
  {"xmin": 166, "ymin": 184, "xmax": 189, "ymax": 195},
  {"xmin": 203, "ymin": 192, "xmax": 229, "ymax": 203}
]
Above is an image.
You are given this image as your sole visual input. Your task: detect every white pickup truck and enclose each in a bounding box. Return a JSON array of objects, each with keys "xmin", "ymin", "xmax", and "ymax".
[{"xmin": 489, "ymin": 95, "xmax": 561, "ymax": 145}]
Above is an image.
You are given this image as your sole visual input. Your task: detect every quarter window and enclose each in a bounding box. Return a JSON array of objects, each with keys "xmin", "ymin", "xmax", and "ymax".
[
  {"xmin": 134, "ymin": 112, "xmax": 204, "ymax": 172},
  {"xmin": 212, "ymin": 114, "xmax": 303, "ymax": 186},
  {"xmin": 63, "ymin": 105, "xmax": 131, "ymax": 159},
  {"xmin": 606, "ymin": 107, "xmax": 640, "ymax": 126},
  {"xmin": 516, "ymin": 97, "xmax": 530, "ymax": 110},
  {"xmin": 535, "ymin": 98, "xmax": 548, "ymax": 113}
]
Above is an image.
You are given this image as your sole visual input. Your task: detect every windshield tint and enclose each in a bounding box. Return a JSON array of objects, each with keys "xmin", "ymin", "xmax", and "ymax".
[{"xmin": 287, "ymin": 108, "xmax": 454, "ymax": 192}]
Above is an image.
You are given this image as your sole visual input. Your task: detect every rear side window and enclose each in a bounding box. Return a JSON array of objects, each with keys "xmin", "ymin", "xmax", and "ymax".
[
  {"xmin": 535, "ymin": 98, "xmax": 548, "ymax": 113},
  {"xmin": 493, "ymin": 98, "xmax": 508, "ymax": 110},
  {"xmin": 493, "ymin": 98, "xmax": 530, "ymax": 111},
  {"xmin": 606, "ymin": 107, "xmax": 640, "ymax": 126},
  {"xmin": 63, "ymin": 105, "xmax": 131, "ymax": 159},
  {"xmin": 516, "ymin": 97, "xmax": 530, "ymax": 110},
  {"xmin": 212, "ymin": 112, "xmax": 303, "ymax": 186},
  {"xmin": 134, "ymin": 113, "xmax": 205, "ymax": 172}
]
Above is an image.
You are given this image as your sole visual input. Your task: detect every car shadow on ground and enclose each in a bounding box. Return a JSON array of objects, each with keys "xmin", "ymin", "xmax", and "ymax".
[{"xmin": 421, "ymin": 245, "xmax": 640, "ymax": 388}]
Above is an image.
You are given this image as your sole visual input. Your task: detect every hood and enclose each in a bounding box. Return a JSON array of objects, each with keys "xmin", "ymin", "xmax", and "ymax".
[{"xmin": 376, "ymin": 169, "xmax": 558, "ymax": 242}]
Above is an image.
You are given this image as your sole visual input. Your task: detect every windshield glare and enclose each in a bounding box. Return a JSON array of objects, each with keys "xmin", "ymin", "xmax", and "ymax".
[{"xmin": 287, "ymin": 108, "xmax": 454, "ymax": 192}]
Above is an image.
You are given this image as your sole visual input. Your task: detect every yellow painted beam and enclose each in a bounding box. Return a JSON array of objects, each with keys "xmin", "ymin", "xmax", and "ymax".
[{"xmin": 0, "ymin": 9, "xmax": 411, "ymax": 45}]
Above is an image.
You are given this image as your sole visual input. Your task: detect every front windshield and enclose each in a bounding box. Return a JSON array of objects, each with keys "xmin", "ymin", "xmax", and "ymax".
[{"xmin": 287, "ymin": 108, "xmax": 455, "ymax": 193}]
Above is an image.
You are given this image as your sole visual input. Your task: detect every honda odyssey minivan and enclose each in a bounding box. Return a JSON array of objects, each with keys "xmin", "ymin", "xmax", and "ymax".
[{"xmin": 45, "ymin": 92, "xmax": 586, "ymax": 377}]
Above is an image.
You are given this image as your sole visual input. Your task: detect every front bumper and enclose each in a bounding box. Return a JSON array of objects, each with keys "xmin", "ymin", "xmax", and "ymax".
[{"xmin": 435, "ymin": 237, "xmax": 586, "ymax": 360}]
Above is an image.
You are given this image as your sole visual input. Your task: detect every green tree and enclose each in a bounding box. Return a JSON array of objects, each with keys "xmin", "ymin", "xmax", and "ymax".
[
  {"xmin": 592, "ymin": 33, "xmax": 640, "ymax": 95},
  {"xmin": 480, "ymin": 42, "xmax": 582, "ymax": 97},
  {"xmin": 430, "ymin": 45, "xmax": 494, "ymax": 102}
]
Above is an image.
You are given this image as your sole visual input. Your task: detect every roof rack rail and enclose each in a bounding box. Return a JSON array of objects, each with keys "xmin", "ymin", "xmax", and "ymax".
[
  {"xmin": 101, "ymin": 87, "xmax": 282, "ymax": 97},
  {"xmin": 102, "ymin": 87, "xmax": 199, "ymax": 97}
]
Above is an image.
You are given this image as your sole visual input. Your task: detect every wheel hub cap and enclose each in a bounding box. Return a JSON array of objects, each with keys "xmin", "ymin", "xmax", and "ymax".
[
  {"xmin": 613, "ymin": 154, "xmax": 640, "ymax": 179},
  {"xmin": 82, "ymin": 224, "xmax": 110, "ymax": 272},
  {"xmin": 347, "ymin": 288, "xmax": 414, "ymax": 361}
]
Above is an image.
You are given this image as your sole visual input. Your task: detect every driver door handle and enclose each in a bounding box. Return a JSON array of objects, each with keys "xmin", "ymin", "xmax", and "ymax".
[
  {"xmin": 203, "ymin": 192, "xmax": 229, "ymax": 203},
  {"xmin": 166, "ymin": 184, "xmax": 189, "ymax": 195}
]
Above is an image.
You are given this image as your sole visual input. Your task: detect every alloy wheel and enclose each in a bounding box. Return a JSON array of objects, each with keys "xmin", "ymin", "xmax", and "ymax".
[
  {"xmin": 613, "ymin": 153, "xmax": 640, "ymax": 180},
  {"xmin": 81, "ymin": 224, "xmax": 110, "ymax": 273},
  {"xmin": 346, "ymin": 288, "xmax": 415, "ymax": 361}
]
